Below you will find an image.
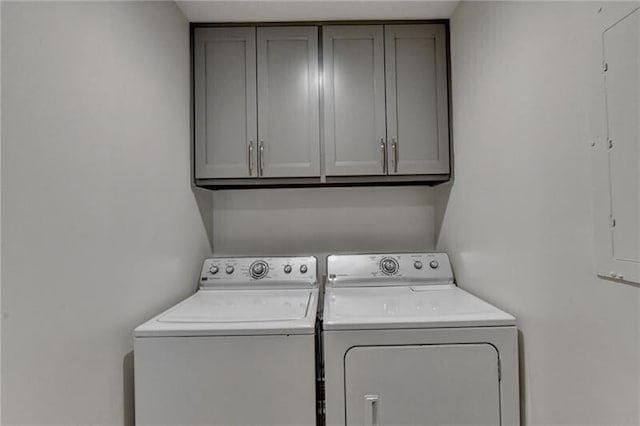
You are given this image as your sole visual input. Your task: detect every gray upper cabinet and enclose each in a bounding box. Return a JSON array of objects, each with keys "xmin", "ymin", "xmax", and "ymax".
[
  {"xmin": 323, "ymin": 25, "xmax": 387, "ymax": 176},
  {"xmin": 323, "ymin": 23, "xmax": 449, "ymax": 177},
  {"xmin": 385, "ymin": 24, "xmax": 450, "ymax": 175},
  {"xmin": 193, "ymin": 22, "xmax": 450, "ymax": 188},
  {"xmin": 194, "ymin": 26, "xmax": 320, "ymax": 180},
  {"xmin": 257, "ymin": 27, "xmax": 320, "ymax": 177},
  {"xmin": 194, "ymin": 27, "xmax": 257, "ymax": 179}
]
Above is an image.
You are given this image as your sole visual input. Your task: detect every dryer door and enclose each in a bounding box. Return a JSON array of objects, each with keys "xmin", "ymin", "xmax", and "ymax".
[{"xmin": 344, "ymin": 344, "xmax": 501, "ymax": 426}]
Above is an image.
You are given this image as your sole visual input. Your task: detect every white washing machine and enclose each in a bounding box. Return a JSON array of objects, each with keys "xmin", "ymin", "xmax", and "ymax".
[
  {"xmin": 134, "ymin": 256, "xmax": 319, "ymax": 426},
  {"xmin": 323, "ymin": 253, "xmax": 519, "ymax": 426}
]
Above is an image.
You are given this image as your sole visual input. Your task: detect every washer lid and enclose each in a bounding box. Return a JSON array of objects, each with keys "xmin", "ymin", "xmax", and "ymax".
[
  {"xmin": 159, "ymin": 290, "xmax": 312, "ymax": 323},
  {"xmin": 323, "ymin": 285, "xmax": 515, "ymax": 330},
  {"xmin": 135, "ymin": 288, "xmax": 318, "ymax": 337}
]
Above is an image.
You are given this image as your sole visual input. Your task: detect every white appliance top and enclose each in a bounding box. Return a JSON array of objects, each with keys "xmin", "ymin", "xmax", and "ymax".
[
  {"xmin": 135, "ymin": 256, "xmax": 319, "ymax": 337},
  {"xmin": 323, "ymin": 253, "xmax": 515, "ymax": 330}
]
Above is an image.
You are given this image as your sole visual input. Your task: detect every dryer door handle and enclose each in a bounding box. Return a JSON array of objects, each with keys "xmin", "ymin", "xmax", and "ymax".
[{"xmin": 364, "ymin": 394, "xmax": 380, "ymax": 426}]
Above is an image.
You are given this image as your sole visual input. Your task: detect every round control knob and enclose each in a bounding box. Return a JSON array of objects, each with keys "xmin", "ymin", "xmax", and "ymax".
[
  {"xmin": 429, "ymin": 260, "xmax": 439, "ymax": 269},
  {"xmin": 253, "ymin": 263, "xmax": 265, "ymax": 275},
  {"xmin": 249, "ymin": 261, "xmax": 269, "ymax": 279},
  {"xmin": 225, "ymin": 265, "xmax": 235, "ymax": 274},
  {"xmin": 413, "ymin": 261, "xmax": 423, "ymax": 270},
  {"xmin": 209, "ymin": 265, "xmax": 219, "ymax": 275},
  {"xmin": 380, "ymin": 257, "xmax": 399, "ymax": 275},
  {"xmin": 284, "ymin": 264, "xmax": 292, "ymax": 274},
  {"xmin": 300, "ymin": 264, "xmax": 308, "ymax": 274}
]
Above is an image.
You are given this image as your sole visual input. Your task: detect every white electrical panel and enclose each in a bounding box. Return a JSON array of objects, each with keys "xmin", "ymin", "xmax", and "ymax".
[{"xmin": 592, "ymin": 6, "xmax": 640, "ymax": 284}]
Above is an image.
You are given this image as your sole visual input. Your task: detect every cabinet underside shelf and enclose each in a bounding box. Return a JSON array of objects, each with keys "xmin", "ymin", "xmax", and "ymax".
[{"xmin": 195, "ymin": 174, "xmax": 450, "ymax": 190}]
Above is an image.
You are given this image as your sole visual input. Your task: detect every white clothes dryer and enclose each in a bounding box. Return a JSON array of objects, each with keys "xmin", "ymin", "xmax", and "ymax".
[
  {"xmin": 323, "ymin": 253, "xmax": 519, "ymax": 426},
  {"xmin": 135, "ymin": 256, "xmax": 319, "ymax": 426}
]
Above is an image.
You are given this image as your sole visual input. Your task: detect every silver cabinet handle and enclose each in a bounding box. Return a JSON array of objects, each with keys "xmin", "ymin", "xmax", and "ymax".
[
  {"xmin": 391, "ymin": 138, "xmax": 398, "ymax": 173},
  {"xmin": 380, "ymin": 138, "xmax": 386, "ymax": 172},
  {"xmin": 258, "ymin": 140, "xmax": 265, "ymax": 176},
  {"xmin": 364, "ymin": 394, "xmax": 380, "ymax": 426},
  {"xmin": 248, "ymin": 141, "xmax": 254, "ymax": 176}
]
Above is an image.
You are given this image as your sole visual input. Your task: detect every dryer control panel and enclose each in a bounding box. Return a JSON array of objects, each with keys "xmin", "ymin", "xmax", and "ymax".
[
  {"xmin": 200, "ymin": 256, "xmax": 318, "ymax": 288},
  {"xmin": 327, "ymin": 253, "xmax": 453, "ymax": 286}
]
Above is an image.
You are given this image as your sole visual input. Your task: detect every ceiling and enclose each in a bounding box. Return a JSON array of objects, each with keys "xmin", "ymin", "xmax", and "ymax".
[{"xmin": 176, "ymin": 1, "xmax": 459, "ymax": 22}]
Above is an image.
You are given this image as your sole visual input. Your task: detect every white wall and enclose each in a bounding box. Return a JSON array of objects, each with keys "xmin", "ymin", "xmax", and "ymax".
[
  {"xmin": 212, "ymin": 187, "xmax": 436, "ymax": 274},
  {"xmin": 1, "ymin": 2, "xmax": 211, "ymax": 424},
  {"xmin": 177, "ymin": 0, "xmax": 457, "ymax": 22},
  {"xmin": 438, "ymin": 2, "xmax": 639, "ymax": 424},
  {"xmin": 0, "ymin": 1, "xmax": 4, "ymax": 421}
]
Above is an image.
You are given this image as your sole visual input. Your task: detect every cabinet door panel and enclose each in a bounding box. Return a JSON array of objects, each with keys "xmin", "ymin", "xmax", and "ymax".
[
  {"xmin": 345, "ymin": 344, "xmax": 500, "ymax": 426},
  {"xmin": 257, "ymin": 27, "xmax": 320, "ymax": 177},
  {"xmin": 194, "ymin": 27, "xmax": 257, "ymax": 179},
  {"xmin": 385, "ymin": 24, "xmax": 449, "ymax": 175},
  {"xmin": 324, "ymin": 25, "xmax": 386, "ymax": 176}
]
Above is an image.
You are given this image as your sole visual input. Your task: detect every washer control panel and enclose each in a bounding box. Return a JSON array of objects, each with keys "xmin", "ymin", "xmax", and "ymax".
[
  {"xmin": 327, "ymin": 252, "xmax": 453, "ymax": 286},
  {"xmin": 200, "ymin": 256, "xmax": 317, "ymax": 288}
]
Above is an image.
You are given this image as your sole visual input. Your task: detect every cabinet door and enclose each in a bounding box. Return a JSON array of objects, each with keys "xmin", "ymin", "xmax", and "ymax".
[
  {"xmin": 323, "ymin": 25, "xmax": 387, "ymax": 176},
  {"xmin": 257, "ymin": 27, "xmax": 320, "ymax": 177},
  {"xmin": 385, "ymin": 24, "xmax": 450, "ymax": 175},
  {"xmin": 345, "ymin": 344, "xmax": 500, "ymax": 426},
  {"xmin": 194, "ymin": 27, "xmax": 257, "ymax": 179}
]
